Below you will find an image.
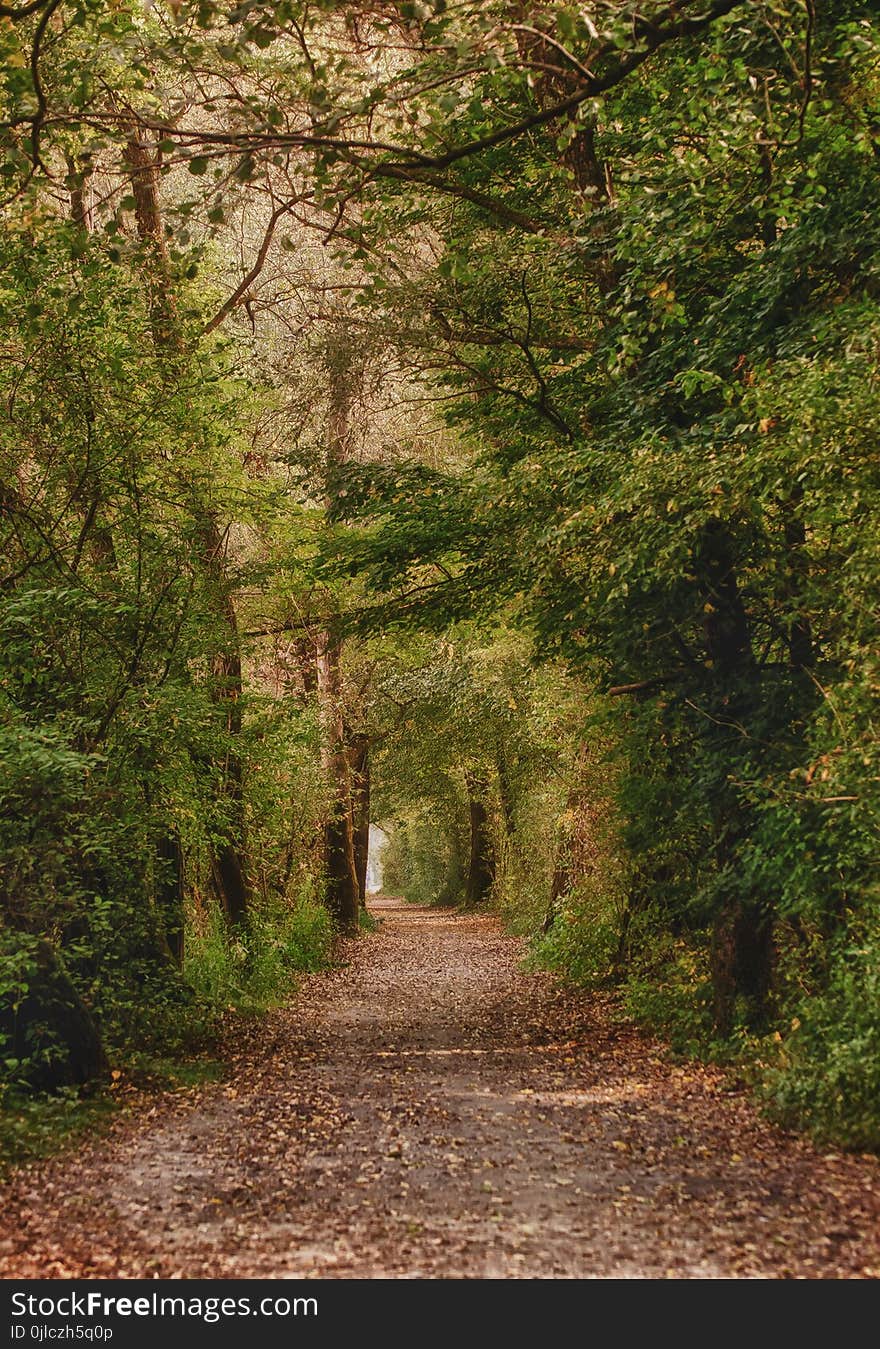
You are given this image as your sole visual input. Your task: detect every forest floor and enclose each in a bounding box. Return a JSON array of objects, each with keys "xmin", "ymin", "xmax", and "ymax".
[{"xmin": 1, "ymin": 898, "xmax": 879, "ymax": 1279}]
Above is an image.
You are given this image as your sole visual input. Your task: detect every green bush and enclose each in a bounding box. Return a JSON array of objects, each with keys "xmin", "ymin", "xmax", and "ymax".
[
  {"xmin": 184, "ymin": 885, "xmax": 332, "ymax": 1014},
  {"xmin": 0, "ymin": 932, "xmax": 60, "ymax": 1087},
  {"xmin": 621, "ymin": 933, "xmax": 717, "ymax": 1058},
  {"xmin": 765, "ymin": 940, "xmax": 880, "ymax": 1150},
  {"xmin": 534, "ymin": 884, "xmax": 621, "ymax": 988}
]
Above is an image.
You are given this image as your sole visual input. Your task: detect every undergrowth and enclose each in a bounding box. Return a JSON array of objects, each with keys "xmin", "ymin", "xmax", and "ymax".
[
  {"xmin": 184, "ymin": 886, "xmax": 333, "ymax": 1014},
  {"xmin": 531, "ymin": 882, "xmax": 880, "ymax": 1150},
  {"xmin": 0, "ymin": 886, "xmax": 333, "ymax": 1170}
]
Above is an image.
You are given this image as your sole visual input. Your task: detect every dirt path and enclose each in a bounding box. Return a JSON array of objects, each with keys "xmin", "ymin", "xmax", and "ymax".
[{"xmin": 1, "ymin": 899, "xmax": 879, "ymax": 1279}]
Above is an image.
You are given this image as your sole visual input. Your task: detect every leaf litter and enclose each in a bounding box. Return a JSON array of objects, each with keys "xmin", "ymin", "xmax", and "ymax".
[{"xmin": 0, "ymin": 899, "xmax": 878, "ymax": 1279}]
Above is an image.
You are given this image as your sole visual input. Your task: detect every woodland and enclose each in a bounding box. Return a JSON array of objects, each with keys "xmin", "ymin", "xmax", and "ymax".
[{"xmin": 1, "ymin": 0, "xmax": 879, "ymax": 1179}]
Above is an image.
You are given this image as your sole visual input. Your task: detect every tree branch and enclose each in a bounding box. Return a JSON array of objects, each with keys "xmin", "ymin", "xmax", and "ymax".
[
  {"xmin": 0, "ymin": 0, "xmax": 53, "ymax": 17},
  {"xmin": 377, "ymin": 0, "xmax": 746, "ymax": 173},
  {"xmin": 605, "ymin": 676, "xmax": 672, "ymax": 697},
  {"xmin": 200, "ymin": 198, "xmax": 297, "ymax": 337},
  {"xmin": 369, "ymin": 163, "xmax": 547, "ymax": 233},
  {"xmin": 86, "ymin": 0, "xmax": 743, "ymax": 198}
]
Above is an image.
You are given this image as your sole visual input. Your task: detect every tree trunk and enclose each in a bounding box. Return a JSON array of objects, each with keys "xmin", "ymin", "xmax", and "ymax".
[
  {"xmin": 122, "ymin": 129, "xmax": 182, "ymax": 354},
  {"xmin": 348, "ymin": 733, "xmax": 371, "ymax": 907},
  {"xmin": 64, "ymin": 160, "xmax": 193, "ymax": 954},
  {"xmin": 314, "ymin": 323, "xmax": 363, "ymax": 933},
  {"xmin": 66, "ymin": 154, "xmax": 94, "ymax": 233},
  {"xmin": 292, "ymin": 632, "xmax": 319, "ymax": 701},
  {"xmin": 155, "ymin": 831, "xmax": 186, "ymax": 964},
  {"xmin": 696, "ymin": 518, "xmax": 772, "ymax": 1033},
  {"xmin": 201, "ymin": 520, "xmax": 251, "ymax": 927},
  {"xmin": 316, "ymin": 632, "xmax": 359, "ymax": 933},
  {"xmin": 711, "ymin": 897, "xmax": 774, "ymax": 1036},
  {"xmin": 122, "ymin": 121, "xmax": 250, "ymax": 927},
  {"xmin": 464, "ymin": 773, "xmax": 494, "ymax": 905},
  {"xmin": 542, "ymin": 853, "xmax": 573, "ymax": 935},
  {"xmin": 63, "ymin": 167, "xmax": 118, "ymax": 573}
]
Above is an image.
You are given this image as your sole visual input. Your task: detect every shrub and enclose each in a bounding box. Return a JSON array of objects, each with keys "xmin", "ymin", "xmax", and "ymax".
[
  {"xmin": 765, "ymin": 939, "xmax": 880, "ymax": 1150},
  {"xmin": 184, "ymin": 884, "xmax": 332, "ymax": 1015}
]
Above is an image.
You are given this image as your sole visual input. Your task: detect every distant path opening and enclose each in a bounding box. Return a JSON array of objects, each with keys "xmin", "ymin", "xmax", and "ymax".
[{"xmin": 365, "ymin": 824, "xmax": 388, "ymax": 895}]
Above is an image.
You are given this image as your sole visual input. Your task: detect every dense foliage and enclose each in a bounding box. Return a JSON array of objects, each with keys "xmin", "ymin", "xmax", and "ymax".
[{"xmin": 0, "ymin": 216, "xmax": 333, "ymax": 1101}]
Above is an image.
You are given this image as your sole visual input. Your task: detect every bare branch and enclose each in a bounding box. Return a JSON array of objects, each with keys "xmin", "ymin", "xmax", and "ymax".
[
  {"xmin": 201, "ymin": 198, "xmax": 297, "ymax": 337},
  {"xmin": 605, "ymin": 676, "xmax": 672, "ymax": 697}
]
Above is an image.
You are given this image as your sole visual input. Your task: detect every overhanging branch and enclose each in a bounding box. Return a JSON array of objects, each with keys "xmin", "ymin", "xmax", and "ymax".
[{"xmin": 201, "ymin": 198, "xmax": 297, "ymax": 337}]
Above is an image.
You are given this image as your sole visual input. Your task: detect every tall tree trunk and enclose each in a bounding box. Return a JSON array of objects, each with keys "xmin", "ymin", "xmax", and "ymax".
[
  {"xmin": 541, "ymin": 853, "xmax": 573, "ymax": 936},
  {"xmin": 464, "ymin": 772, "xmax": 494, "ymax": 905},
  {"xmin": 64, "ymin": 165, "xmax": 117, "ymax": 572},
  {"xmin": 66, "ymin": 154, "xmax": 93, "ymax": 233},
  {"xmin": 316, "ymin": 631, "xmax": 359, "ymax": 933},
  {"xmin": 65, "ymin": 171, "xmax": 187, "ymax": 959},
  {"xmin": 155, "ymin": 831, "xmax": 186, "ymax": 964},
  {"xmin": 200, "ymin": 519, "xmax": 251, "ymax": 927},
  {"xmin": 122, "ymin": 129, "xmax": 182, "ymax": 354},
  {"xmin": 348, "ymin": 733, "xmax": 371, "ymax": 907},
  {"xmin": 122, "ymin": 121, "xmax": 250, "ymax": 926},
  {"xmin": 292, "ymin": 632, "xmax": 319, "ymax": 701},
  {"xmin": 314, "ymin": 323, "xmax": 363, "ymax": 932},
  {"xmin": 696, "ymin": 519, "xmax": 772, "ymax": 1033}
]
